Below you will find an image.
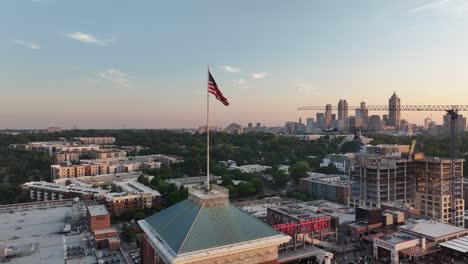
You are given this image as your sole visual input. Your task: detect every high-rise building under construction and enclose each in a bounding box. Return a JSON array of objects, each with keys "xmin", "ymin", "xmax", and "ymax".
[{"xmin": 415, "ymin": 157, "xmax": 464, "ymax": 227}]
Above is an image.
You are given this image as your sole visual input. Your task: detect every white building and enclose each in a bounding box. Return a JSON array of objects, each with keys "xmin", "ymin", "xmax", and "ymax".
[
  {"xmin": 229, "ymin": 164, "xmax": 271, "ymax": 173},
  {"xmin": 320, "ymin": 153, "xmax": 354, "ymax": 173}
]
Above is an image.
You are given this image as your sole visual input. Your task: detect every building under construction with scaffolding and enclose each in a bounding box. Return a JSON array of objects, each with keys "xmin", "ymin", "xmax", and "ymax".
[
  {"xmin": 351, "ymin": 152, "xmax": 465, "ymax": 227},
  {"xmin": 350, "ymin": 154, "xmax": 415, "ymax": 209},
  {"xmin": 415, "ymin": 157, "xmax": 464, "ymax": 227}
]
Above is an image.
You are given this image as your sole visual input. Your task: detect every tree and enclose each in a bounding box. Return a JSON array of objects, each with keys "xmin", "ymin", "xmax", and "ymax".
[
  {"xmin": 273, "ymin": 170, "xmax": 291, "ymax": 188},
  {"xmin": 316, "ymin": 164, "xmax": 342, "ymax": 175},
  {"xmin": 237, "ymin": 182, "xmax": 256, "ymax": 196},
  {"xmin": 290, "ymin": 161, "xmax": 311, "ymax": 182},
  {"xmin": 134, "ymin": 211, "xmax": 146, "ymax": 221}
]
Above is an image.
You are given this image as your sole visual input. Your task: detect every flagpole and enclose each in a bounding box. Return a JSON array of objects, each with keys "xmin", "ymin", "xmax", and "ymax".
[{"xmin": 206, "ymin": 66, "xmax": 210, "ymax": 191}]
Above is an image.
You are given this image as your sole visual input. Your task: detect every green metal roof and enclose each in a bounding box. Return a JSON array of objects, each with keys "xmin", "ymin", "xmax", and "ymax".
[{"xmin": 144, "ymin": 199, "xmax": 282, "ymax": 254}]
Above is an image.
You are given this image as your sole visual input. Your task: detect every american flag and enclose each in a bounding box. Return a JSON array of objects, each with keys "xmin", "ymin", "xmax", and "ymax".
[{"xmin": 208, "ymin": 71, "xmax": 229, "ymax": 106}]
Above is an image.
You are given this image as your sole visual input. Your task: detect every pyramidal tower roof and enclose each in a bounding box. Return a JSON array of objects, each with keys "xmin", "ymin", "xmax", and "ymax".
[{"xmin": 138, "ymin": 185, "xmax": 289, "ymax": 262}]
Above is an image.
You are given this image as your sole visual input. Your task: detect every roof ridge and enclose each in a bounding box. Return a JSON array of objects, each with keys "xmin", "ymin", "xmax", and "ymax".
[{"xmin": 178, "ymin": 197, "xmax": 207, "ymax": 254}]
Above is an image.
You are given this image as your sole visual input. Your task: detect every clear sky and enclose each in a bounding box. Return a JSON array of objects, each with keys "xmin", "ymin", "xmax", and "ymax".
[{"xmin": 2, "ymin": 0, "xmax": 468, "ymax": 129}]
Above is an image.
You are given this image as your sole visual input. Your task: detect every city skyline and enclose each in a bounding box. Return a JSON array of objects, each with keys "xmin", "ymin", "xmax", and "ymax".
[{"xmin": 3, "ymin": 0, "xmax": 468, "ymax": 128}]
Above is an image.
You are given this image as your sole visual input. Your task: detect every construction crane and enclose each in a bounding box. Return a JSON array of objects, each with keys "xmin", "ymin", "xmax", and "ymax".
[{"xmin": 298, "ymin": 104, "xmax": 468, "ymax": 226}]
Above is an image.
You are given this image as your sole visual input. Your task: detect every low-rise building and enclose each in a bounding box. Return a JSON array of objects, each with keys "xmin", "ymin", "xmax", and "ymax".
[
  {"xmin": 88, "ymin": 149, "xmax": 127, "ymax": 159},
  {"xmin": 54, "ymin": 151, "xmax": 80, "ymax": 163},
  {"xmin": 105, "ymin": 180, "xmax": 161, "ymax": 216},
  {"xmin": 300, "ymin": 173, "xmax": 350, "ymax": 205},
  {"xmin": 156, "ymin": 154, "xmax": 184, "ymax": 168},
  {"xmin": 74, "ymin": 137, "xmax": 116, "ymax": 145},
  {"xmin": 229, "ymin": 164, "xmax": 271, "ymax": 173},
  {"xmin": 165, "ymin": 175, "xmax": 221, "ymax": 188},
  {"xmin": 22, "ymin": 174, "xmax": 160, "ymax": 217},
  {"xmin": 373, "ymin": 219, "xmax": 468, "ymax": 264},
  {"xmin": 21, "ymin": 181, "xmax": 107, "ymax": 201},
  {"xmin": 320, "ymin": 153, "xmax": 354, "ymax": 173},
  {"xmin": 87, "ymin": 205, "xmax": 121, "ymax": 250}
]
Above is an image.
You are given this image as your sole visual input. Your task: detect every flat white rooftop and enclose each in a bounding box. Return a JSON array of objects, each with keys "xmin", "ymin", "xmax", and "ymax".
[
  {"xmin": 0, "ymin": 204, "xmax": 83, "ymax": 264},
  {"xmin": 399, "ymin": 219, "xmax": 467, "ymax": 239},
  {"xmin": 87, "ymin": 205, "xmax": 109, "ymax": 217}
]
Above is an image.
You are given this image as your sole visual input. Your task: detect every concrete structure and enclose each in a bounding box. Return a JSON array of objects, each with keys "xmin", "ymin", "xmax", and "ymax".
[
  {"xmin": 300, "ymin": 173, "xmax": 350, "ymax": 205},
  {"xmin": 414, "ymin": 157, "xmax": 465, "ymax": 227},
  {"xmin": 138, "ymin": 185, "xmax": 290, "ymax": 264},
  {"xmin": 362, "ymin": 144, "xmax": 410, "ymax": 158},
  {"xmin": 350, "ymin": 155, "xmax": 415, "ymax": 208},
  {"xmin": 388, "ymin": 92, "xmax": 401, "ymax": 129}
]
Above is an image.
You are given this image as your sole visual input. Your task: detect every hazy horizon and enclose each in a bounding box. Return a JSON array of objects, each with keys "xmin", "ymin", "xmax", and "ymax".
[{"xmin": 3, "ymin": 0, "xmax": 468, "ymax": 129}]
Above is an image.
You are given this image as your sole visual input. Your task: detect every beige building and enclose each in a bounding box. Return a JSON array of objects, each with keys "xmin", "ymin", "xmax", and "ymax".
[
  {"xmin": 74, "ymin": 137, "xmax": 116, "ymax": 145},
  {"xmin": 51, "ymin": 164, "xmax": 108, "ymax": 179},
  {"xmin": 89, "ymin": 149, "xmax": 127, "ymax": 159},
  {"xmin": 54, "ymin": 151, "xmax": 80, "ymax": 163},
  {"xmin": 415, "ymin": 157, "xmax": 465, "ymax": 227}
]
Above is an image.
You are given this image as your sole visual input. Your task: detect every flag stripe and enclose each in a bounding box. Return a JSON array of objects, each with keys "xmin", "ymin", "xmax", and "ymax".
[{"xmin": 208, "ymin": 71, "xmax": 229, "ymax": 106}]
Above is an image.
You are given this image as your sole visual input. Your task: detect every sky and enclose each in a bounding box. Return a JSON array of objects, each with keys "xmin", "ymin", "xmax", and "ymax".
[{"xmin": 2, "ymin": 0, "xmax": 468, "ymax": 129}]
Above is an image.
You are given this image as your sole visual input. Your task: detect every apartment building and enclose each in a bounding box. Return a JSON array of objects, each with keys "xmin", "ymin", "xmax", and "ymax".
[
  {"xmin": 88, "ymin": 149, "xmax": 127, "ymax": 159},
  {"xmin": 74, "ymin": 137, "xmax": 116, "ymax": 145},
  {"xmin": 51, "ymin": 163, "xmax": 108, "ymax": 179},
  {"xmin": 22, "ymin": 177, "xmax": 161, "ymax": 217},
  {"xmin": 54, "ymin": 151, "xmax": 80, "ymax": 163},
  {"xmin": 104, "ymin": 180, "xmax": 161, "ymax": 216},
  {"xmin": 300, "ymin": 173, "xmax": 350, "ymax": 205},
  {"xmin": 21, "ymin": 181, "xmax": 107, "ymax": 201}
]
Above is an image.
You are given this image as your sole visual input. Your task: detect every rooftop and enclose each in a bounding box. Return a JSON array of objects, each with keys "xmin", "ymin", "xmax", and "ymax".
[
  {"xmin": 114, "ymin": 180, "xmax": 161, "ymax": 196},
  {"xmin": 0, "ymin": 201, "xmax": 86, "ymax": 264},
  {"xmin": 139, "ymin": 185, "xmax": 289, "ymax": 258},
  {"xmin": 88, "ymin": 205, "xmax": 109, "ymax": 217},
  {"xmin": 399, "ymin": 219, "xmax": 467, "ymax": 239},
  {"xmin": 378, "ymin": 232, "xmax": 419, "ymax": 244},
  {"xmin": 439, "ymin": 235, "xmax": 468, "ymax": 253}
]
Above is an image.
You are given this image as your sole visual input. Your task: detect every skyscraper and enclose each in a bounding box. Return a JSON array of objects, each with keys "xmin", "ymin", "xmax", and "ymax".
[
  {"xmin": 316, "ymin": 113, "xmax": 325, "ymax": 129},
  {"xmin": 306, "ymin": 117, "xmax": 315, "ymax": 132},
  {"xmin": 337, "ymin": 100, "xmax": 348, "ymax": 121},
  {"xmin": 355, "ymin": 102, "xmax": 369, "ymax": 128},
  {"xmin": 325, "ymin": 104, "xmax": 332, "ymax": 128},
  {"xmin": 388, "ymin": 92, "xmax": 401, "ymax": 129}
]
